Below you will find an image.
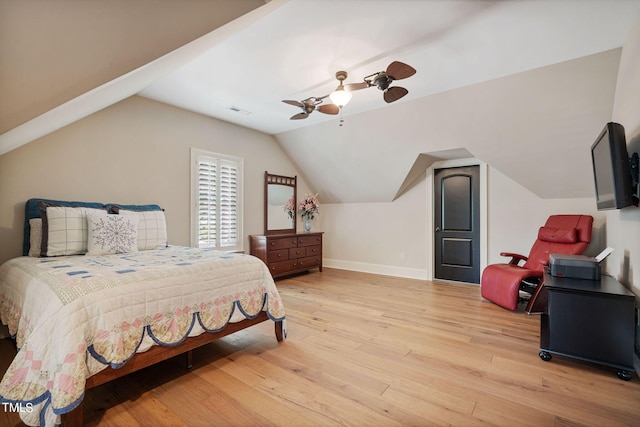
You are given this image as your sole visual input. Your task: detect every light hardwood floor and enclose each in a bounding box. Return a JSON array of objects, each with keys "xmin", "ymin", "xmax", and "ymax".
[{"xmin": 1, "ymin": 268, "xmax": 640, "ymax": 426}]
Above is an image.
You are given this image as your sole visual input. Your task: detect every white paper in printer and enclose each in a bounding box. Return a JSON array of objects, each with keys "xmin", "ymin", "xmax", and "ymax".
[{"xmin": 595, "ymin": 247, "xmax": 614, "ymax": 263}]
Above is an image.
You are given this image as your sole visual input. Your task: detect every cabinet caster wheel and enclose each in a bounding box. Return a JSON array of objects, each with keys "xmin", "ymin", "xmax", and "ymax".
[
  {"xmin": 539, "ymin": 351, "xmax": 552, "ymax": 361},
  {"xmin": 617, "ymin": 370, "xmax": 632, "ymax": 381}
]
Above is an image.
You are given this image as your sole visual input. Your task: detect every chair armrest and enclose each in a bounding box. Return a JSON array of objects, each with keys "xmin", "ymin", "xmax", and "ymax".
[{"xmin": 500, "ymin": 252, "xmax": 528, "ymax": 265}]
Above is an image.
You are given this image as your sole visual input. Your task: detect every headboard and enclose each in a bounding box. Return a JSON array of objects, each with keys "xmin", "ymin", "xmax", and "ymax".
[{"xmin": 23, "ymin": 198, "xmax": 163, "ymax": 256}]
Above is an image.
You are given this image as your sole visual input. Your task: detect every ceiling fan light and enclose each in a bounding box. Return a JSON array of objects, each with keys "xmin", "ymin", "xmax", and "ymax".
[{"xmin": 329, "ymin": 87, "xmax": 352, "ymax": 108}]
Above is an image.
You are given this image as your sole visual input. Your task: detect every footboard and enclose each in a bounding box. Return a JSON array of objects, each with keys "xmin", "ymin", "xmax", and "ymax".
[{"xmin": 63, "ymin": 315, "xmax": 285, "ymax": 426}]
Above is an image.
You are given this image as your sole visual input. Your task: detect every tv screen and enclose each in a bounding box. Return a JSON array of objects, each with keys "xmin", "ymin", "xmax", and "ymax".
[{"xmin": 590, "ymin": 122, "xmax": 634, "ymax": 210}]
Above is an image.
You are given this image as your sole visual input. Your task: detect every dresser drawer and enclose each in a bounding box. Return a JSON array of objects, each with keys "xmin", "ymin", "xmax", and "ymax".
[
  {"xmin": 267, "ymin": 249, "xmax": 289, "ymax": 263},
  {"xmin": 289, "ymin": 247, "xmax": 306, "ymax": 259},
  {"xmin": 306, "ymin": 245, "xmax": 321, "ymax": 257},
  {"xmin": 298, "ymin": 256, "xmax": 321, "ymax": 269},
  {"xmin": 298, "ymin": 234, "xmax": 322, "ymax": 247},
  {"xmin": 268, "ymin": 259, "xmax": 299, "ymax": 276},
  {"xmin": 268, "ymin": 236, "xmax": 299, "ymax": 250}
]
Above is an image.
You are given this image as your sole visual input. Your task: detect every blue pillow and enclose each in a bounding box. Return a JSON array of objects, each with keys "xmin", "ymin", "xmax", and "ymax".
[{"xmin": 107, "ymin": 203, "xmax": 163, "ymax": 214}]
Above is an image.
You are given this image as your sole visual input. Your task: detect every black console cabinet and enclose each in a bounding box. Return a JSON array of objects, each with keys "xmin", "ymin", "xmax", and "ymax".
[{"xmin": 539, "ymin": 271, "xmax": 635, "ymax": 380}]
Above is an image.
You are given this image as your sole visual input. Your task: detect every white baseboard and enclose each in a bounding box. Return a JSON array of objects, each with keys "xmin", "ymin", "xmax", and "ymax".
[{"xmin": 323, "ymin": 258, "xmax": 428, "ymax": 280}]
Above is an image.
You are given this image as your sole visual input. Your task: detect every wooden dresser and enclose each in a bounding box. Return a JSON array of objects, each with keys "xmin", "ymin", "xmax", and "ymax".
[{"xmin": 249, "ymin": 233, "xmax": 323, "ymax": 279}]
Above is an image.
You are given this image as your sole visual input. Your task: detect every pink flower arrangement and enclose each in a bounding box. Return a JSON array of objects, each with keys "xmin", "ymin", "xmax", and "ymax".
[
  {"xmin": 283, "ymin": 197, "xmax": 296, "ymax": 219},
  {"xmin": 298, "ymin": 193, "xmax": 319, "ymax": 220}
]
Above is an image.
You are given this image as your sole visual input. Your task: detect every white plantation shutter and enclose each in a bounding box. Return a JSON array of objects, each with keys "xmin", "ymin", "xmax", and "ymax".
[
  {"xmin": 191, "ymin": 149, "xmax": 243, "ymax": 250},
  {"xmin": 219, "ymin": 160, "xmax": 238, "ymax": 247},
  {"xmin": 197, "ymin": 159, "xmax": 218, "ymax": 248}
]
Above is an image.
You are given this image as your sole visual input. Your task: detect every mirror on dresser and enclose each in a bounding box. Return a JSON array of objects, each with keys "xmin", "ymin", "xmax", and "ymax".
[{"xmin": 264, "ymin": 171, "xmax": 297, "ymax": 235}]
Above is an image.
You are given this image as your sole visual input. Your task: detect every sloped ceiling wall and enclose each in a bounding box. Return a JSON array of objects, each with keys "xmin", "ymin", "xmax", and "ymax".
[
  {"xmin": 0, "ymin": 0, "xmax": 265, "ymax": 134},
  {"xmin": 275, "ymin": 49, "xmax": 621, "ymax": 203}
]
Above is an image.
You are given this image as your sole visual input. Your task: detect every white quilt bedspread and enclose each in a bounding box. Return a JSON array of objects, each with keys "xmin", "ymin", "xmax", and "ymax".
[{"xmin": 0, "ymin": 246, "xmax": 285, "ymax": 426}]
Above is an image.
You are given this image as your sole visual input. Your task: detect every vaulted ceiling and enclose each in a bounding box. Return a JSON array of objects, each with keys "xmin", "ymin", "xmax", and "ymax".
[{"xmin": 2, "ymin": 0, "xmax": 639, "ymax": 203}]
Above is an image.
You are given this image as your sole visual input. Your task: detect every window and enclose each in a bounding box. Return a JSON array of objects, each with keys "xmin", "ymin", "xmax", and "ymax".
[{"xmin": 191, "ymin": 149, "xmax": 243, "ymax": 251}]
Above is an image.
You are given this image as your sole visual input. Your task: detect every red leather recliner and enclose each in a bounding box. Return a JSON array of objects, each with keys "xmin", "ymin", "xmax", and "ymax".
[{"xmin": 481, "ymin": 214, "xmax": 594, "ymax": 311}]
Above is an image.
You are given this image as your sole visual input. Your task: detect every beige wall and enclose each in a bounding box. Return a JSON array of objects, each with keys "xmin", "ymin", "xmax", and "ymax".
[
  {"xmin": 0, "ymin": 96, "xmax": 309, "ymax": 264},
  {"xmin": 609, "ymin": 13, "xmax": 640, "ymax": 292},
  {"xmin": 487, "ymin": 168, "xmax": 604, "ymax": 261},
  {"xmin": 322, "ymin": 177, "xmax": 428, "ymax": 279},
  {"xmin": 322, "ymin": 162, "xmax": 603, "ymax": 282}
]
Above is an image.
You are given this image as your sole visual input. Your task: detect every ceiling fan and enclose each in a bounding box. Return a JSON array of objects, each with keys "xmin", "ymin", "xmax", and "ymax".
[
  {"xmin": 282, "ymin": 61, "xmax": 416, "ymax": 120},
  {"xmin": 345, "ymin": 61, "xmax": 417, "ymax": 103},
  {"xmin": 281, "ymin": 96, "xmax": 339, "ymax": 120}
]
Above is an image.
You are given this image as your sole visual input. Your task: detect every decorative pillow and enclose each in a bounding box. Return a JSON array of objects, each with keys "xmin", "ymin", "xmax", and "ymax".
[
  {"xmin": 28, "ymin": 218, "xmax": 42, "ymax": 257},
  {"xmin": 117, "ymin": 209, "xmax": 167, "ymax": 250},
  {"xmin": 86, "ymin": 212, "xmax": 139, "ymax": 255},
  {"xmin": 28, "ymin": 199, "xmax": 105, "ymax": 256},
  {"xmin": 538, "ymin": 226, "xmax": 578, "ymax": 244},
  {"xmin": 41, "ymin": 205, "xmax": 106, "ymax": 256}
]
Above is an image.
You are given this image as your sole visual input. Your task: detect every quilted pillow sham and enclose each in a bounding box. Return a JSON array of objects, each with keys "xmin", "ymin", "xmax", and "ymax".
[
  {"xmin": 114, "ymin": 207, "xmax": 168, "ymax": 250},
  {"xmin": 40, "ymin": 203, "xmax": 107, "ymax": 256}
]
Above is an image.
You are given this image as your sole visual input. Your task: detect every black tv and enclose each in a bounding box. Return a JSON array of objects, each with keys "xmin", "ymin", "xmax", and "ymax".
[{"xmin": 590, "ymin": 122, "xmax": 637, "ymax": 210}]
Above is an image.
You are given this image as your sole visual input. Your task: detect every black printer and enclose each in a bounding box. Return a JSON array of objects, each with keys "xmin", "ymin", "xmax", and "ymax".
[{"xmin": 549, "ymin": 254, "xmax": 601, "ymax": 280}]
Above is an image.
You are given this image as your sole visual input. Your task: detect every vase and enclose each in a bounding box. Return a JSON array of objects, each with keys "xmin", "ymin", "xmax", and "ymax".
[{"xmin": 304, "ymin": 219, "xmax": 312, "ymax": 232}]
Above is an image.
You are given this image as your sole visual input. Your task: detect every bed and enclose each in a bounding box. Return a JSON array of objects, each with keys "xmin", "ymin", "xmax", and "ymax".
[{"xmin": 0, "ymin": 199, "xmax": 286, "ymax": 426}]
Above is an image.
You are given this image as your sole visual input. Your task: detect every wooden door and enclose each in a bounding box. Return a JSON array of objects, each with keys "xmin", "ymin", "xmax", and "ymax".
[{"xmin": 434, "ymin": 165, "xmax": 480, "ymax": 283}]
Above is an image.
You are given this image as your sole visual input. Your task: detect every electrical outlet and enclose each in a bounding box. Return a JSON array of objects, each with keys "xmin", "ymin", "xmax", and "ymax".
[{"xmin": 400, "ymin": 251, "xmax": 406, "ymax": 260}]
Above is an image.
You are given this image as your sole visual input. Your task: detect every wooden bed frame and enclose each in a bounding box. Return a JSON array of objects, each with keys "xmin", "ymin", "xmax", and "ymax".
[
  {"xmin": 63, "ymin": 314, "xmax": 285, "ymax": 426},
  {"xmin": 15, "ymin": 199, "xmax": 285, "ymax": 425}
]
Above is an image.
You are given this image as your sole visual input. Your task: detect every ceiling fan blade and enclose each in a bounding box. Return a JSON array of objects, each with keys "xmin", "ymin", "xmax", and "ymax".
[
  {"xmin": 384, "ymin": 86, "xmax": 408, "ymax": 103},
  {"xmin": 386, "ymin": 61, "xmax": 416, "ymax": 80},
  {"xmin": 318, "ymin": 104, "xmax": 340, "ymax": 115},
  {"xmin": 344, "ymin": 82, "xmax": 369, "ymax": 92},
  {"xmin": 283, "ymin": 99, "xmax": 304, "ymax": 107},
  {"xmin": 290, "ymin": 112, "xmax": 309, "ymax": 120}
]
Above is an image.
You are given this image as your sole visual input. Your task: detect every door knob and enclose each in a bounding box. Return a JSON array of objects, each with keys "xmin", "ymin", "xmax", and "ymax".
[{"xmin": 435, "ymin": 227, "xmax": 441, "ymax": 232}]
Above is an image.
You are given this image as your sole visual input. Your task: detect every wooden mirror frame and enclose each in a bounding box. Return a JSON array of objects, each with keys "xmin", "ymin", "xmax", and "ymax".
[{"xmin": 264, "ymin": 171, "xmax": 297, "ymax": 235}]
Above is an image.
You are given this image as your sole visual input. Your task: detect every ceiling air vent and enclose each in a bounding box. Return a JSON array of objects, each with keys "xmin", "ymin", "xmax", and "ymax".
[{"xmin": 228, "ymin": 106, "xmax": 251, "ymax": 116}]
